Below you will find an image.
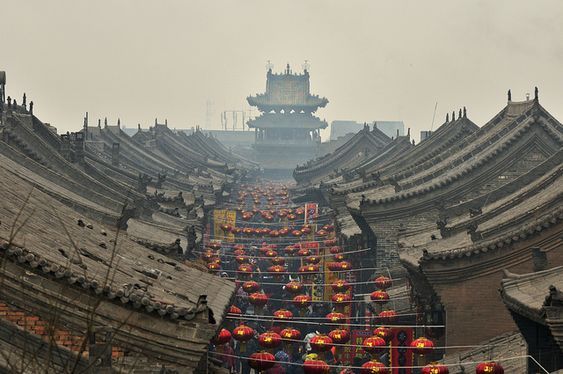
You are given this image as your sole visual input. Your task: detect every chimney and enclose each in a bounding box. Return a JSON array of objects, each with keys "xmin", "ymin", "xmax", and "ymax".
[{"xmin": 532, "ymin": 246, "xmax": 548, "ymax": 272}]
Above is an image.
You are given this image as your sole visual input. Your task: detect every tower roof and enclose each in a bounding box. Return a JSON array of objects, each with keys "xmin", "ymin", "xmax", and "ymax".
[{"xmin": 247, "ymin": 66, "xmax": 328, "ymax": 112}]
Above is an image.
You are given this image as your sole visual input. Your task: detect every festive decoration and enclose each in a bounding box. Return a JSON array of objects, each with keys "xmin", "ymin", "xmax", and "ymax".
[
  {"xmin": 212, "ymin": 328, "xmax": 231, "ymax": 345},
  {"xmin": 329, "ymin": 246, "xmax": 342, "ymax": 254},
  {"xmin": 361, "ymin": 360, "xmax": 388, "ymax": 374},
  {"xmin": 326, "ymin": 312, "xmax": 346, "ymax": 324},
  {"xmin": 207, "ymin": 262, "xmax": 221, "ymax": 272},
  {"xmin": 310, "ymin": 335, "xmax": 334, "ymax": 352},
  {"xmin": 285, "ymin": 281, "xmax": 303, "ymax": 294},
  {"xmin": 248, "ymin": 292, "xmax": 269, "ymax": 307},
  {"xmin": 258, "ymin": 331, "xmax": 282, "ymax": 349},
  {"xmin": 268, "ymin": 265, "xmax": 286, "ymax": 279},
  {"xmin": 373, "ymin": 327, "xmax": 394, "ymax": 343},
  {"xmin": 333, "ymin": 253, "xmax": 345, "ymax": 261},
  {"xmin": 410, "ymin": 337, "xmax": 435, "ymax": 355},
  {"xmin": 273, "ymin": 309, "xmax": 293, "ymax": 320},
  {"xmin": 285, "ymin": 245, "xmax": 298, "ymax": 256},
  {"xmin": 338, "ymin": 261, "xmax": 352, "ymax": 270},
  {"xmin": 297, "ymin": 248, "xmax": 311, "ymax": 257},
  {"xmin": 232, "ymin": 325, "xmax": 254, "ymax": 342},
  {"xmin": 331, "ymin": 293, "xmax": 352, "ymax": 309},
  {"xmin": 280, "ymin": 327, "xmax": 301, "ymax": 341},
  {"xmin": 293, "ymin": 294, "xmax": 312, "ymax": 309},
  {"xmin": 305, "ymin": 255, "xmax": 321, "ymax": 264},
  {"xmin": 328, "ymin": 328, "xmax": 350, "ymax": 344},
  {"xmin": 228, "ymin": 305, "xmax": 242, "ymax": 314},
  {"xmin": 475, "ymin": 362, "xmax": 504, "ymax": 374},
  {"xmin": 362, "ymin": 336, "xmax": 387, "ymax": 354},
  {"xmin": 374, "ymin": 276, "xmax": 392, "ymax": 290},
  {"xmin": 331, "ymin": 280, "xmax": 352, "ymax": 293},
  {"xmin": 327, "ymin": 262, "xmax": 342, "ymax": 271},
  {"xmin": 421, "ymin": 363, "xmax": 449, "ymax": 374},
  {"xmin": 378, "ymin": 310, "xmax": 398, "ymax": 324},
  {"xmin": 242, "ymin": 281, "xmax": 261, "ymax": 293},
  {"xmin": 248, "ymin": 351, "xmax": 276, "ymax": 371},
  {"xmin": 265, "ymin": 249, "xmax": 278, "ymax": 258},
  {"xmin": 370, "ymin": 290, "xmax": 390, "ymax": 303},
  {"xmin": 303, "ymin": 359, "xmax": 330, "ymax": 374}
]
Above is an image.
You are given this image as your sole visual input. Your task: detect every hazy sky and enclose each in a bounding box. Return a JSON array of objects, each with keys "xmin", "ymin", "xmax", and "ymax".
[{"xmin": 3, "ymin": 0, "xmax": 563, "ymax": 141}]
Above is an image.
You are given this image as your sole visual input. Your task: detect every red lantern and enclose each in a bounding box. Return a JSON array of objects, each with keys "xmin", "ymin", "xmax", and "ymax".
[
  {"xmin": 331, "ymin": 280, "xmax": 351, "ymax": 293},
  {"xmin": 409, "ymin": 337, "xmax": 434, "ymax": 355},
  {"xmin": 328, "ymin": 329, "xmax": 350, "ymax": 344},
  {"xmin": 242, "ymin": 212, "xmax": 253, "ymax": 221},
  {"xmin": 280, "ymin": 327, "xmax": 301, "ymax": 341},
  {"xmin": 297, "ymin": 248, "xmax": 311, "ymax": 257},
  {"xmin": 295, "ymin": 208, "xmax": 305, "ymax": 216},
  {"xmin": 327, "ymin": 262, "xmax": 342, "ymax": 271},
  {"xmin": 265, "ymin": 249, "xmax": 278, "ymax": 258},
  {"xmin": 231, "ymin": 227, "xmax": 242, "ymax": 235},
  {"xmin": 232, "ymin": 325, "xmax": 254, "ymax": 342},
  {"xmin": 326, "ymin": 312, "xmax": 346, "ymax": 324},
  {"xmin": 291, "ymin": 229, "xmax": 302, "ymax": 236},
  {"xmin": 207, "ymin": 262, "xmax": 221, "ymax": 272},
  {"xmin": 201, "ymin": 250, "xmax": 216, "ymax": 262},
  {"xmin": 374, "ymin": 276, "xmax": 392, "ymax": 290},
  {"xmin": 228, "ymin": 305, "xmax": 242, "ymax": 314},
  {"xmin": 284, "ymin": 245, "xmax": 298, "ymax": 256},
  {"xmin": 303, "ymin": 359, "xmax": 330, "ymax": 374},
  {"xmin": 361, "ymin": 360, "xmax": 388, "ymax": 374},
  {"xmin": 269, "ymin": 230, "xmax": 280, "ymax": 238},
  {"xmin": 378, "ymin": 310, "xmax": 397, "ymax": 324},
  {"xmin": 248, "ymin": 292, "xmax": 268, "ymax": 307},
  {"xmin": 316, "ymin": 229, "xmax": 328, "ymax": 236},
  {"xmin": 331, "ymin": 293, "xmax": 352, "ymax": 306},
  {"xmin": 370, "ymin": 290, "xmax": 390, "ymax": 303},
  {"xmin": 373, "ymin": 327, "xmax": 394, "ymax": 343},
  {"xmin": 301, "ymin": 226, "xmax": 312, "ymax": 235},
  {"xmin": 333, "ymin": 253, "xmax": 345, "ymax": 261},
  {"xmin": 421, "ymin": 363, "xmax": 449, "ymax": 374},
  {"xmin": 273, "ymin": 309, "xmax": 293, "ymax": 320},
  {"xmin": 271, "ymin": 257, "xmax": 285, "ymax": 266},
  {"xmin": 208, "ymin": 242, "xmax": 221, "ymax": 250},
  {"xmin": 288, "ymin": 214, "xmax": 297, "ymax": 221},
  {"xmin": 293, "ymin": 294, "xmax": 312, "ymax": 309},
  {"xmin": 248, "ymin": 351, "xmax": 276, "ymax": 371},
  {"xmin": 310, "ymin": 335, "xmax": 333, "ymax": 352},
  {"xmin": 338, "ymin": 261, "xmax": 352, "ymax": 270},
  {"xmin": 330, "ymin": 246, "xmax": 342, "ymax": 254},
  {"xmin": 258, "ymin": 331, "xmax": 282, "ymax": 349},
  {"xmin": 305, "ymin": 255, "xmax": 321, "ymax": 264},
  {"xmin": 475, "ymin": 362, "xmax": 504, "ymax": 374},
  {"xmin": 233, "ymin": 244, "xmax": 245, "ymax": 251},
  {"xmin": 235, "ymin": 255, "xmax": 250, "ymax": 264},
  {"xmin": 213, "ymin": 328, "xmax": 231, "ymax": 345},
  {"xmin": 363, "ymin": 336, "xmax": 387, "ymax": 354},
  {"xmin": 324, "ymin": 239, "xmax": 337, "ymax": 246},
  {"xmin": 242, "ymin": 281, "xmax": 261, "ymax": 293},
  {"xmin": 238, "ymin": 263, "xmax": 254, "ymax": 275},
  {"xmin": 299, "ymin": 264, "xmax": 320, "ymax": 274},
  {"xmin": 285, "ymin": 281, "xmax": 303, "ymax": 294}
]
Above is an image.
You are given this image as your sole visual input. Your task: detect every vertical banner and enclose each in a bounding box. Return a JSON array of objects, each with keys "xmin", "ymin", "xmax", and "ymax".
[
  {"xmin": 390, "ymin": 327, "xmax": 413, "ymax": 374},
  {"xmin": 304, "ymin": 203, "xmax": 318, "ymax": 224},
  {"xmin": 341, "ymin": 329, "xmax": 372, "ymax": 365},
  {"xmin": 213, "ymin": 209, "xmax": 236, "ymax": 243}
]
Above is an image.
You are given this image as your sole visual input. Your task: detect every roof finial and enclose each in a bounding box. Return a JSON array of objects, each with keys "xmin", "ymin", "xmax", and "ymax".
[
  {"xmin": 396, "ymin": 129, "xmax": 399, "ymax": 138},
  {"xmin": 452, "ymin": 111, "xmax": 456, "ymax": 121},
  {"xmin": 104, "ymin": 117, "xmax": 108, "ymax": 127},
  {"xmin": 507, "ymin": 89, "xmax": 512, "ymax": 102},
  {"xmin": 155, "ymin": 118, "xmax": 157, "ymax": 125},
  {"xmin": 117, "ymin": 118, "xmax": 121, "ymax": 127},
  {"xmin": 463, "ymin": 106, "xmax": 467, "ymax": 117},
  {"xmin": 407, "ymin": 127, "xmax": 410, "ymax": 137},
  {"xmin": 165, "ymin": 118, "xmax": 168, "ymax": 126},
  {"xmin": 138, "ymin": 123, "xmax": 141, "ymax": 130},
  {"xmin": 286, "ymin": 63, "xmax": 291, "ymax": 75},
  {"xmin": 534, "ymin": 86, "xmax": 539, "ymax": 101},
  {"xmin": 459, "ymin": 109, "xmax": 462, "ymax": 119},
  {"xmin": 446, "ymin": 113, "xmax": 449, "ymax": 122}
]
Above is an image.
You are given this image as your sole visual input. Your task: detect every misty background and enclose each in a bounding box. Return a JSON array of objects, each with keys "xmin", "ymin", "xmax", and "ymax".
[{"xmin": 2, "ymin": 0, "xmax": 562, "ymax": 142}]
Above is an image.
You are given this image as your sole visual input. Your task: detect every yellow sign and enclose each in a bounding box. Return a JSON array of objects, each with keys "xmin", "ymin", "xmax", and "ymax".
[{"xmin": 213, "ymin": 209, "xmax": 236, "ymax": 243}]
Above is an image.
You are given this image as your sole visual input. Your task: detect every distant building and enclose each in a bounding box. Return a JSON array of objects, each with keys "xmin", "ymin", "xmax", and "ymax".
[
  {"xmin": 330, "ymin": 120, "xmax": 404, "ymax": 140},
  {"xmin": 420, "ymin": 130, "xmax": 433, "ymax": 142},
  {"xmin": 246, "ymin": 64, "xmax": 328, "ymax": 177}
]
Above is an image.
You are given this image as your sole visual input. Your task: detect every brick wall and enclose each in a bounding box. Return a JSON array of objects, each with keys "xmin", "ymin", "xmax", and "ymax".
[{"xmin": 0, "ymin": 300, "xmax": 124, "ymax": 358}]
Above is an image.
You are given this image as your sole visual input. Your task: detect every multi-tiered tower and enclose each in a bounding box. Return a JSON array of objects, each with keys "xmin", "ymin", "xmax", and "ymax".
[{"xmin": 247, "ymin": 64, "xmax": 328, "ymax": 177}]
